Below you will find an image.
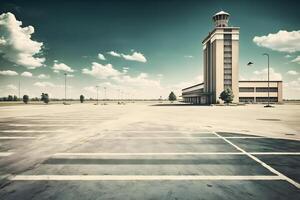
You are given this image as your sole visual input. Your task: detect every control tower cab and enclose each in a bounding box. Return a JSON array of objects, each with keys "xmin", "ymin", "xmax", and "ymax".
[{"xmin": 212, "ymin": 11, "xmax": 230, "ymax": 27}]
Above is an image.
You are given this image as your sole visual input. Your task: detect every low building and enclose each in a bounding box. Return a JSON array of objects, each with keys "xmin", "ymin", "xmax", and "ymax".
[
  {"xmin": 182, "ymin": 11, "xmax": 283, "ymax": 104},
  {"xmin": 239, "ymin": 81, "xmax": 283, "ymax": 103},
  {"xmin": 182, "ymin": 80, "xmax": 283, "ymax": 104}
]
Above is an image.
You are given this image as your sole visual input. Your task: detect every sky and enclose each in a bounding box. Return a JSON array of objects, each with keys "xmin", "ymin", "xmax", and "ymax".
[{"xmin": 0, "ymin": 0, "xmax": 299, "ymax": 99}]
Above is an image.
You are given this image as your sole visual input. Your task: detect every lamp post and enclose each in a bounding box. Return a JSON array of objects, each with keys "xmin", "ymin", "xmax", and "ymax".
[
  {"xmin": 18, "ymin": 76, "xmax": 21, "ymax": 101},
  {"xmin": 104, "ymin": 87, "xmax": 107, "ymax": 100},
  {"xmin": 64, "ymin": 73, "xmax": 67, "ymax": 104},
  {"xmin": 96, "ymin": 85, "xmax": 99, "ymax": 105},
  {"xmin": 262, "ymin": 53, "xmax": 272, "ymax": 107}
]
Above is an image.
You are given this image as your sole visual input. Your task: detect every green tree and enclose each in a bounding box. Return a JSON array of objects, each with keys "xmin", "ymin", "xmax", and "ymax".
[
  {"xmin": 80, "ymin": 95, "xmax": 85, "ymax": 103},
  {"xmin": 13, "ymin": 95, "xmax": 18, "ymax": 101},
  {"xmin": 8, "ymin": 95, "xmax": 13, "ymax": 101},
  {"xmin": 41, "ymin": 93, "xmax": 49, "ymax": 104},
  {"xmin": 168, "ymin": 92, "xmax": 177, "ymax": 103},
  {"xmin": 23, "ymin": 95, "xmax": 29, "ymax": 104},
  {"xmin": 219, "ymin": 88, "xmax": 234, "ymax": 104}
]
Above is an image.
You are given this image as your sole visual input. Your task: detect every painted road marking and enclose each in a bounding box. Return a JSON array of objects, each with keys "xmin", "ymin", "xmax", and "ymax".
[
  {"xmin": 0, "ymin": 130, "xmax": 65, "ymax": 133},
  {"xmin": 0, "ymin": 152, "xmax": 14, "ymax": 156},
  {"xmin": 98, "ymin": 136, "xmax": 264, "ymax": 139},
  {"xmin": 251, "ymin": 152, "xmax": 300, "ymax": 155},
  {"xmin": 52, "ymin": 152, "xmax": 300, "ymax": 157},
  {"xmin": 0, "ymin": 136, "xmax": 37, "ymax": 140},
  {"xmin": 8, "ymin": 124, "xmax": 80, "ymax": 127},
  {"xmin": 53, "ymin": 152, "xmax": 245, "ymax": 157},
  {"xmin": 214, "ymin": 132, "xmax": 300, "ymax": 189},
  {"xmin": 8, "ymin": 175, "xmax": 283, "ymax": 181}
]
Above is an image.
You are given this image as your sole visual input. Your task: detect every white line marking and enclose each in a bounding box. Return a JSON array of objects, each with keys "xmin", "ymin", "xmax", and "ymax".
[
  {"xmin": 53, "ymin": 152, "xmax": 244, "ymax": 156},
  {"xmin": 9, "ymin": 175, "xmax": 283, "ymax": 181},
  {"xmin": 0, "ymin": 130, "xmax": 64, "ymax": 133},
  {"xmin": 52, "ymin": 152, "xmax": 300, "ymax": 157},
  {"xmin": 0, "ymin": 136, "xmax": 37, "ymax": 140},
  {"xmin": 0, "ymin": 152, "xmax": 14, "ymax": 156},
  {"xmin": 214, "ymin": 132, "xmax": 300, "ymax": 189},
  {"xmin": 8, "ymin": 124, "xmax": 80, "ymax": 127},
  {"xmin": 251, "ymin": 152, "xmax": 300, "ymax": 155},
  {"xmin": 98, "ymin": 136, "xmax": 264, "ymax": 140}
]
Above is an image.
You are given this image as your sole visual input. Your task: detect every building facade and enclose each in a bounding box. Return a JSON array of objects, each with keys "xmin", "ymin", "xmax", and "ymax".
[{"xmin": 182, "ymin": 11, "xmax": 283, "ymax": 104}]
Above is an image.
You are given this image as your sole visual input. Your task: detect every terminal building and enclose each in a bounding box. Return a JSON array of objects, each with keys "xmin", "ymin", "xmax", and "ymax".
[{"xmin": 182, "ymin": 11, "xmax": 283, "ymax": 104}]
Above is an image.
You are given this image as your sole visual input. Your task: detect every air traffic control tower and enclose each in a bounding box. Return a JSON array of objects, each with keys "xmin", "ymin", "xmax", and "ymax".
[{"xmin": 202, "ymin": 11, "xmax": 240, "ymax": 104}]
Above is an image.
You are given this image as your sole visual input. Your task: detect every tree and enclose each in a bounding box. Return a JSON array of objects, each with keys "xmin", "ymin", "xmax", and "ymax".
[
  {"xmin": 8, "ymin": 95, "xmax": 13, "ymax": 101},
  {"xmin": 23, "ymin": 95, "xmax": 29, "ymax": 104},
  {"xmin": 41, "ymin": 93, "xmax": 49, "ymax": 104},
  {"xmin": 168, "ymin": 92, "xmax": 177, "ymax": 103},
  {"xmin": 80, "ymin": 95, "xmax": 84, "ymax": 103},
  {"xmin": 13, "ymin": 95, "xmax": 18, "ymax": 101},
  {"xmin": 219, "ymin": 88, "xmax": 234, "ymax": 104}
]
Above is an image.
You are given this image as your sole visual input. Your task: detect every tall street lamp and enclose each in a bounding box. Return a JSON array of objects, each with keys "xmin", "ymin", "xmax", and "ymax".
[
  {"xmin": 64, "ymin": 73, "xmax": 67, "ymax": 104},
  {"xmin": 262, "ymin": 53, "xmax": 272, "ymax": 107},
  {"xmin": 96, "ymin": 85, "xmax": 99, "ymax": 105}
]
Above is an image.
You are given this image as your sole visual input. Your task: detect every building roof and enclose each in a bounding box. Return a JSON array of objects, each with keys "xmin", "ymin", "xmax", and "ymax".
[
  {"xmin": 239, "ymin": 80, "xmax": 282, "ymax": 82},
  {"xmin": 182, "ymin": 83, "xmax": 204, "ymax": 91},
  {"xmin": 213, "ymin": 11, "xmax": 230, "ymax": 17}
]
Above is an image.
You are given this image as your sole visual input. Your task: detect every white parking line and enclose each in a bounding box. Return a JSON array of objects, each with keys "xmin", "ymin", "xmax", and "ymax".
[
  {"xmin": 98, "ymin": 136, "xmax": 264, "ymax": 139},
  {"xmin": 8, "ymin": 124, "xmax": 80, "ymax": 127},
  {"xmin": 8, "ymin": 175, "xmax": 283, "ymax": 181},
  {"xmin": 0, "ymin": 152, "xmax": 14, "ymax": 156},
  {"xmin": 251, "ymin": 152, "xmax": 300, "ymax": 155},
  {"xmin": 52, "ymin": 152, "xmax": 300, "ymax": 157},
  {"xmin": 0, "ymin": 130, "xmax": 65, "ymax": 133},
  {"xmin": 53, "ymin": 152, "xmax": 245, "ymax": 157},
  {"xmin": 214, "ymin": 132, "xmax": 300, "ymax": 189},
  {"xmin": 0, "ymin": 136, "xmax": 37, "ymax": 140}
]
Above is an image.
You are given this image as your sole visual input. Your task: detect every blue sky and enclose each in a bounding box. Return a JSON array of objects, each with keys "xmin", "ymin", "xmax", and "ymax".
[{"xmin": 0, "ymin": 0, "xmax": 299, "ymax": 99}]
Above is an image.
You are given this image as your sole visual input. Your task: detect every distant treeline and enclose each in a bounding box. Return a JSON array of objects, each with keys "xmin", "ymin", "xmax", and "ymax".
[{"xmin": 0, "ymin": 96, "xmax": 167, "ymax": 102}]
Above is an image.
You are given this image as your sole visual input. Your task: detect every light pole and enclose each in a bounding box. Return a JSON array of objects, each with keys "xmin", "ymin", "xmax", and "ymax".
[
  {"xmin": 104, "ymin": 87, "xmax": 107, "ymax": 100},
  {"xmin": 96, "ymin": 85, "xmax": 99, "ymax": 105},
  {"xmin": 64, "ymin": 73, "xmax": 67, "ymax": 104},
  {"xmin": 18, "ymin": 76, "xmax": 21, "ymax": 101},
  {"xmin": 262, "ymin": 53, "xmax": 272, "ymax": 107}
]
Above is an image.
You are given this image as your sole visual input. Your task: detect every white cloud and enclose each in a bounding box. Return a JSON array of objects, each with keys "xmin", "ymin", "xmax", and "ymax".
[
  {"xmin": 285, "ymin": 55, "xmax": 291, "ymax": 58},
  {"xmin": 157, "ymin": 74, "xmax": 163, "ymax": 78},
  {"xmin": 37, "ymin": 74, "xmax": 50, "ymax": 79},
  {"xmin": 291, "ymin": 56, "xmax": 300, "ymax": 64},
  {"xmin": 6, "ymin": 84, "xmax": 17, "ymax": 90},
  {"xmin": 21, "ymin": 71, "xmax": 32, "ymax": 77},
  {"xmin": 107, "ymin": 51, "xmax": 121, "ymax": 57},
  {"xmin": 286, "ymin": 70, "xmax": 298, "ymax": 75},
  {"xmin": 0, "ymin": 12, "xmax": 45, "ymax": 69},
  {"xmin": 52, "ymin": 61, "xmax": 74, "ymax": 73},
  {"xmin": 98, "ymin": 53, "xmax": 106, "ymax": 60},
  {"xmin": 82, "ymin": 62, "xmax": 121, "ymax": 79},
  {"xmin": 253, "ymin": 68, "xmax": 282, "ymax": 80},
  {"xmin": 34, "ymin": 81, "xmax": 55, "ymax": 87},
  {"xmin": 284, "ymin": 79, "xmax": 300, "ymax": 99},
  {"xmin": 121, "ymin": 52, "xmax": 147, "ymax": 63},
  {"xmin": 184, "ymin": 55, "xmax": 193, "ymax": 58},
  {"xmin": 0, "ymin": 70, "xmax": 18, "ymax": 76},
  {"xmin": 83, "ymin": 86, "xmax": 97, "ymax": 94},
  {"xmin": 253, "ymin": 30, "xmax": 300, "ymax": 53}
]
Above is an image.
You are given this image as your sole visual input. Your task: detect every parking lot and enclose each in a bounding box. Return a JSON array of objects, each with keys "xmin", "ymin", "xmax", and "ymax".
[{"xmin": 0, "ymin": 103, "xmax": 299, "ymax": 199}]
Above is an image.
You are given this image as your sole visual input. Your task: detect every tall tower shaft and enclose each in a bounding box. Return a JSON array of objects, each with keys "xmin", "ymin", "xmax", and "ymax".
[{"xmin": 202, "ymin": 11, "xmax": 239, "ymax": 104}]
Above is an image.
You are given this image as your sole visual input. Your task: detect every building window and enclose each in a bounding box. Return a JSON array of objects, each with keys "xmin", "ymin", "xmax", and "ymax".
[
  {"xmin": 256, "ymin": 97, "xmax": 278, "ymax": 102},
  {"xmin": 224, "ymin": 34, "xmax": 231, "ymax": 39},
  {"xmin": 239, "ymin": 97, "xmax": 254, "ymax": 103},
  {"xmin": 256, "ymin": 87, "xmax": 278, "ymax": 92},
  {"xmin": 239, "ymin": 87, "xmax": 254, "ymax": 92}
]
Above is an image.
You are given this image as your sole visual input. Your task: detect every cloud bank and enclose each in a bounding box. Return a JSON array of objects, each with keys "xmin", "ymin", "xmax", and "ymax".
[
  {"xmin": 253, "ymin": 30, "xmax": 300, "ymax": 53},
  {"xmin": 0, "ymin": 12, "xmax": 45, "ymax": 69}
]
